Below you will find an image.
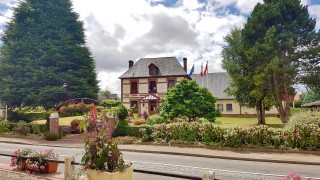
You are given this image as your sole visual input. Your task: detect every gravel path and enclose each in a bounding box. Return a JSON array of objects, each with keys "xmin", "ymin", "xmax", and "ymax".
[{"xmin": 0, "ymin": 169, "xmax": 50, "ymax": 180}]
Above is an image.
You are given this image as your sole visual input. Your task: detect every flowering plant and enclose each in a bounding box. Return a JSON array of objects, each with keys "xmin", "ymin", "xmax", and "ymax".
[
  {"xmin": 11, "ymin": 148, "xmax": 59, "ymax": 173},
  {"xmin": 279, "ymin": 172, "xmax": 315, "ymax": 180},
  {"xmin": 10, "ymin": 148, "xmax": 33, "ymax": 168},
  {"xmin": 81, "ymin": 105, "xmax": 130, "ymax": 172}
]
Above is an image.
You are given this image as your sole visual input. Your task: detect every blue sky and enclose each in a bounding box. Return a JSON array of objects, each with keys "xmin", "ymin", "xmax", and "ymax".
[{"xmin": 0, "ymin": 0, "xmax": 319, "ymax": 94}]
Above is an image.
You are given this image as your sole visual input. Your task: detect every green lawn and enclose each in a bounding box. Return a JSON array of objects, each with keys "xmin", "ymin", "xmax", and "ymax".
[
  {"xmin": 33, "ymin": 115, "xmax": 283, "ymax": 129},
  {"xmin": 32, "ymin": 116, "xmax": 85, "ymax": 126},
  {"xmin": 214, "ymin": 116, "xmax": 284, "ymax": 129}
]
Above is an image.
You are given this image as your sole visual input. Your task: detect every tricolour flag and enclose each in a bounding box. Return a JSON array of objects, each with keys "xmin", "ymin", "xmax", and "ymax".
[
  {"xmin": 203, "ymin": 61, "xmax": 208, "ymax": 76},
  {"xmin": 188, "ymin": 64, "xmax": 194, "ymax": 78}
]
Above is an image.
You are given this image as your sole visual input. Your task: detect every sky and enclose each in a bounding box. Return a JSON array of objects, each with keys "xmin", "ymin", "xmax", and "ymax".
[{"xmin": 0, "ymin": 0, "xmax": 320, "ymax": 95}]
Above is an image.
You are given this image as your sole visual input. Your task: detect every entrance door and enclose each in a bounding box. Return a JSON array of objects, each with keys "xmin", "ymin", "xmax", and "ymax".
[
  {"xmin": 130, "ymin": 101, "xmax": 138, "ymax": 114},
  {"xmin": 149, "ymin": 100, "xmax": 157, "ymax": 115}
]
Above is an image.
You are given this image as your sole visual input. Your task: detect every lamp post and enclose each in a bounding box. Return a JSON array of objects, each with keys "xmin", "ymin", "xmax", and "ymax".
[{"xmin": 63, "ymin": 82, "xmax": 69, "ymax": 100}]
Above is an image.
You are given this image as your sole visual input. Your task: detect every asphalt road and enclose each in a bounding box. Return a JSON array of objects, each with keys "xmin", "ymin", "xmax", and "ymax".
[{"xmin": 0, "ymin": 143, "xmax": 319, "ymax": 180}]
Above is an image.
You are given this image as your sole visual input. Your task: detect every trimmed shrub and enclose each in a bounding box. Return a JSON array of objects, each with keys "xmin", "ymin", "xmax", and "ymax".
[
  {"xmin": 117, "ymin": 105, "xmax": 128, "ymax": 120},
  {"xmin": 8, "ymin": 106, "xmax": 49, "ymax": 122},
  {"xmin": 148, "ymin": 114, "xmax": 166, "ymax": 125},
  {"xmin": 113, "ymin": 120, "xmax": 129, "ymax": 137},
  {"xmin": 133, "ymin": 118, "xmax": 147, "ymax": 125},
  {"xmin": 286, "ymin": 110, "xmax": 320, "ymax": 128},
  {"xmin": 44, "ymin": 132, "xmax": 60, "ymax": 141},
  {"xmin": 59, "ymin": 102, "xmax": 93, "ymax": 117},
  {"xmin": 101, "ymin": 99, "xmax": 121, "ymax": 108},
  {"xmin": 138, "ymin": 128, "xmax": 149, "ymax": 142},
  {"xmin": 127, "ymin": 125, "xmax": 152, "ymax": 137},
  {"xmin": 0, "ymin": 121, "xmax": 10, "ymax": 133},
  {"xmin": 151, "ymin": 122, "xmax": 320, "ymax": 150},
  {"xmin": 12, "ymin": 121, "xmax": 31, "ymax": 136},
  {"xmin": 70, "ymin": 119, "xmax": 82, "ymax": 133}
]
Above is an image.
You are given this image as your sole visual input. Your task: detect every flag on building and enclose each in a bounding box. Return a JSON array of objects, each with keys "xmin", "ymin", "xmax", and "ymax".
[
  {"xmin": 200, "ymin": 62, "xmax": 203, "ymax": 77},
  {"xmin": 188, "ymin": 64, "xmax": 194, "ymax": 78},
  {"xmin": 203, "ymin": 61, "xmax": 208, "ymax": 76}
]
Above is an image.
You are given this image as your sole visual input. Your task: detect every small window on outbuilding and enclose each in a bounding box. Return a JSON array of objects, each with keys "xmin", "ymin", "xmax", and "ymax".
[
  {"xmin": 226, "ymin": 104, "xmax": 233, "ymax": 112},
  {"xmin": 217, "ymin": 104, "xmax": 223, "ymax": 112},
  {"xmin": 149, "ymin": 63, "xmax": 159, "ymax": 76}
]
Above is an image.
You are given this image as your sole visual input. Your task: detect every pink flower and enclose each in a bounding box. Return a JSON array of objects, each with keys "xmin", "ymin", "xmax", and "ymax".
[{"xmin": 40, "ymin": 166, "xmax": 45, "ymax": 170}]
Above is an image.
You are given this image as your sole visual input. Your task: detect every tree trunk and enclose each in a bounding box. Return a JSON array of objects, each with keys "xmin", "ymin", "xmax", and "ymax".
[
  {"xmin": 257, "ymin": 100, "xmax": 266, "ymax": 125},
  {"xmin": 271, "ymin": 71, "xmax": 290, "ymax": 123}
]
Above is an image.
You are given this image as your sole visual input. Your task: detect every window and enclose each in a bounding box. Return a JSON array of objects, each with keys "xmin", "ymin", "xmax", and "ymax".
[
  {"xmin": 167, "ymin": 80, "xmax": 176, "ymax": 88},
  {"xmin": 149, "ymin": 81, "xmax": 157, "ymax": 93},
  {"xmin": 226, "ymin": 104, "xmax": 233, "ymax": 112},
  {"xmin": 149, "ymin": 64, "xmax": 159, "ymax": 76},
  {"xmin": 217, "ymin": 104, "xmax": 223, "ymax": 111},
  {"xmin": 130, "ymin": 81, "xmax": 138, "ymax": 94}
]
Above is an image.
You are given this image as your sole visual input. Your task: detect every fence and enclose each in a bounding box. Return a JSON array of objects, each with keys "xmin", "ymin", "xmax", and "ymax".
[{"xmin": 0, "ymin": 153, "xmax": 215, "ymax": 180}]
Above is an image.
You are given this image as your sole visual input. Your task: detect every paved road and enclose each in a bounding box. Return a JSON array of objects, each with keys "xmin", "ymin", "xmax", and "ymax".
[{"xmin": 0, "ymin": 143, "xmax": 319, "ymax": 180}]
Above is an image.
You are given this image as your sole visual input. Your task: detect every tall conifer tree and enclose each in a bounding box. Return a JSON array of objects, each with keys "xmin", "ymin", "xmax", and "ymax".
[{"xmin": 0, "ymin": 0, "xmax": 99, "ymax": 108}]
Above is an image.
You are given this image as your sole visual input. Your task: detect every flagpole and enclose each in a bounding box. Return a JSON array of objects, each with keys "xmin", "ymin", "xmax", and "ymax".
[
  {"xmin": 201, "ymin": 62, "xmax": 203, "ymax": 86},
  {"xmin": 206, "ymin": 61, "xmax": 208, "ymax": 88}
]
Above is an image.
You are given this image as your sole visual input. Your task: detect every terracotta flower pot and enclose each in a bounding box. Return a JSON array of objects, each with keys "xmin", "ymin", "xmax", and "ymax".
[
  {"xmin": 19, "ymin": 160, "xmax": 30, "ymax": 170},
  {"xmin": 86, "ymin": 166, "xmax": 133, "ymax": 180},
  {"xmin": 45, "ymin": 162, "xmax": 58, "ymax": 173}
]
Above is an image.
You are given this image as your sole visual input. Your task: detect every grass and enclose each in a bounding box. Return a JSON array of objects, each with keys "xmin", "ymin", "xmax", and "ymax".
[
  {"xmin": 32, "ymin": 115, "xmax": 283, "ymax": 129},
  {"xmin": 32, "ymin": 116, "xmax": 85, "ymax": 126},
  {"xmin": 214, "ymin": 116, "xmax": 284, "ymax": 129}
]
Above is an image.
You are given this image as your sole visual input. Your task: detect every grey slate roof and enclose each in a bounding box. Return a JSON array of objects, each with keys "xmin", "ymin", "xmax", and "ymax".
[
  {"xmin": 192, "ymin": 72, "xmax": 234, "ymax": 99},
  {"xmin": 119, "ymin": 57, "xmax": 187, "ymax": 79}
]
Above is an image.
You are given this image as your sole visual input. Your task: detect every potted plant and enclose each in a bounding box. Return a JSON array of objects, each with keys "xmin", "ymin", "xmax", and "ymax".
[
  {"xmin": 11, "ymin": 148, "xmax": 59, "ymax": 173},
  {"xmin": 81, "ymin": 105, "xmax": 133, "ymax": 180},
  {"xmin": 11, "ymin": 148, "xmax": 33, "ymax": 170}
]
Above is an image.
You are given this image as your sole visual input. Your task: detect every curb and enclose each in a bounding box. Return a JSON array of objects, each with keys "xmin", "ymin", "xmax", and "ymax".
[
  {"xmin": 120, "ymin": 148, "xmax": 320, "ymax": 166},
  {"xmin": 1, "ymin": 140, "xmax": 320, "ymax": 166}
]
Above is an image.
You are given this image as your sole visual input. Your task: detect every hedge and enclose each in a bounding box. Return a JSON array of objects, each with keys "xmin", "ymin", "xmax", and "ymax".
[
  {"xmin": 151, "ymin": 122, "xmax": 320, "ymax": 150},
  {"xmin": 127, "ymin": 125, "xmax": 152, "ymax": 137},
  {"xmin": 0, "ymin": 121, "xmax": 47, "ymax": 135}
]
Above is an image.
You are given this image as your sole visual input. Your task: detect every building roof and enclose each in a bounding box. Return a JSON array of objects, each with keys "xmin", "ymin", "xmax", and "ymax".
[
  {"xmin": 192, "ymin": 72, "xmax": 233, "ymax": 99},
  {"xmin": 301, "ymin": 101, "xmax": 320, "ymax": 108},
  {"xmin": 119, "ymin": 57, "xmax": 187, "ymax": 79},
  {"xmin": 140, "ymin": 94, "xmax": 160, "ymax": 101}
]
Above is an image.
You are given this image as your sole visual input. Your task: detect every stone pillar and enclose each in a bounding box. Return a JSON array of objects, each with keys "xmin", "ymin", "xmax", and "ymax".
[
  {"xmin": 106, "ymin": 115, "xmax": 116, "ymax": 140},
  {"xmin": 203, "ymin": 171, "xmax": 215, "ymax": 180},
  {"xmin": 64, "ymin": 156, "xmax": 76, "ymax": 180},
  {"xmin": 49, "ymin": 112, "xmax": 59, "ymax": 134}
]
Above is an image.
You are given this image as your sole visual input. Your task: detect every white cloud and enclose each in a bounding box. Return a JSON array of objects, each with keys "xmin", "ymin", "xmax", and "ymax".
[
  {"xmin": 0, "ymin": 0, "xmax": 319, "ymax": 96},
  {"xmin": 309, "ymin": 5, "xmax": 320, "ymax": 30}
]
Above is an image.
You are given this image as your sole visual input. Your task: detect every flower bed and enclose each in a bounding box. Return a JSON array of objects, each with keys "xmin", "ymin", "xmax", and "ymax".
[
  {"xmin": 151, "ymin": 122, "xmax": 320, "ymax": 150},
  {"xmin": 10, "ymin": 148, "xmax": 59, "ymax": 173}
]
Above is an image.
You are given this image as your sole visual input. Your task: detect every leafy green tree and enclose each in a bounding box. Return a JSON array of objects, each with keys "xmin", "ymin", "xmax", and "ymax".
[
  {"xmin": 98, "ymin": 89, "xmax": 111, "ymax": 100},
  {"xmin": 223, "ymin": 0, "xmax": 317, "ymax": 123},
  {"xmin": 301, "ymin": 90, "xmax": 320, "ymax": 104},
  {"xmin": 222, "ymin": 28, "xmax": 273, "ymax": 124},
  {"xmin": 0, "ymin": 0, "xmax": 99, "ymax": 108},
  {"xmin": 160, "ymin": 79, "xmax": 219, "ymax": 122}
]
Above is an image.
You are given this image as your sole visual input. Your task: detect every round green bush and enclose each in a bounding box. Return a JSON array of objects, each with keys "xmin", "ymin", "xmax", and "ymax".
[
  {"xmin": 113, "ymin": 120, "xmax": 129, "ymax": 137},
  {"xmin": 44, "ymin": 132, "xmax": 60, "ymax": 141},
  {"xmin": 117, "ymin": 105, "xmax": 128, "ymax": 120}
]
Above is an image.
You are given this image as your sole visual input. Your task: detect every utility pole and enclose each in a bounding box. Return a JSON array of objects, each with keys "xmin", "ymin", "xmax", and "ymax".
[{"xmin": 5, "ymin": 102, "xmax": 8, "ymax": 121}]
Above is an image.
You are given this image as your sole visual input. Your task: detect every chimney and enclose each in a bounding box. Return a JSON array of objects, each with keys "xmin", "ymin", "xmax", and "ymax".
[
  {"xmin": 183, "ymin": 57, "xmax": 187, "ymax": 72},
  {"xmin": 129, "ymin": 60, "xmax": 134, "ymax": 68}
]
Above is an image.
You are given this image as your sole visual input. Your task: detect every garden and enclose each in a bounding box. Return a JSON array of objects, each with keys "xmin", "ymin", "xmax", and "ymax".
[{"xmin": 1, "ymin": 99, "xmax": 319, "ymax": 150}]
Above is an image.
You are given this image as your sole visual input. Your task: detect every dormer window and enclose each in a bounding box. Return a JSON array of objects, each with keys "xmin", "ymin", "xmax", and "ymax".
[{"xmin": 148, "ymin": 63, "xmax": 159, "ymax": 76}]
